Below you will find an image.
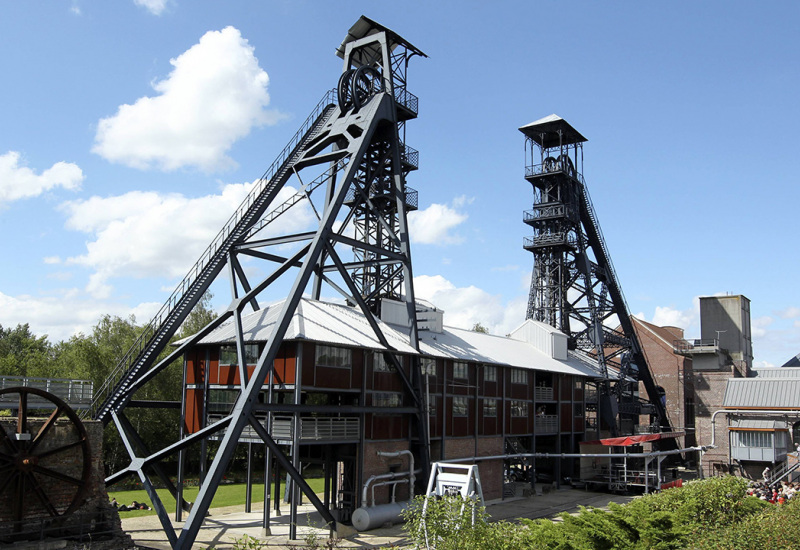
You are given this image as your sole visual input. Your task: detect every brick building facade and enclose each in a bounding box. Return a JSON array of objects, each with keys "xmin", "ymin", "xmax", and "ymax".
[{"xmin": 180, "ymin": 298, "xmax": 602, "ymax": 523}]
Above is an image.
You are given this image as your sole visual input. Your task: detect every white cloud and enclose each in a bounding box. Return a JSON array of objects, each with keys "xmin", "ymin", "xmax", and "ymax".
[
  {"xmin": 134, "ymin": 0, "xmax": 168, "ymax": 15},
  {"xmin": 43, "ymin": 256, "xmax": 61, "ymax": 265},
  {"xmin": 60, "ymin": 183, "xmax": 314, "ymax": 298},
  {"xmin": 650, "ymin": 304, "xmax": 698, "ymax": 329},
  {"xmin": 414, "ymin": 274, "xmax": 526, "ymax": 336},
  {"xmin": 93, "ymin": 26, "xmax": 280, "ymax": 172},
  {"xmin": 0, "ymin": 290, "xmax": 129, "ymax": 342},
  {"xmin": 408, "ymin": 197, "xmax": 470, "ymax": 245},
  {"xmin": 0, "ymin": 151, "xmax": 83, "ymax": 205},
  {"xmin": 751, "ymin": 316, "xmax": 773, "ymax": 339},
  {"xmin": 777, "ymin": 306, "xmax": 800, "ymax": 319}
]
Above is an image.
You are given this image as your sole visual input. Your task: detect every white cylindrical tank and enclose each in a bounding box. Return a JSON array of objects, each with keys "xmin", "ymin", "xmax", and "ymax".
[{"xmin": 351, "ymin": 501, "xmax": 410, "ymax": 531}]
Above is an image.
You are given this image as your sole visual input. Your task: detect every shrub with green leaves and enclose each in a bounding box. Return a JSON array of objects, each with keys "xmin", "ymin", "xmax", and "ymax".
[{"xmin": 402, "ymin": 476, "xmax": 779, "ymax": 550}]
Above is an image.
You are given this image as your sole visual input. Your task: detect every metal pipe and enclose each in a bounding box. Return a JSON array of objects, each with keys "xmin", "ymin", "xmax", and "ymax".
[
  {"xmin": 371, "ymin": 478, "xmax": 409, "ymax": 506},
  {"xmin": 376, "ymin": 450, "xmax": 415, "ymax": 499},
  {"xmin": 362, "ymin": 468, "xmax": 422, "ymax": 507}
]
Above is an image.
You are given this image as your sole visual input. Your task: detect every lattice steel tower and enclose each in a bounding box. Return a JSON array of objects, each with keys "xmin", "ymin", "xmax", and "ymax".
[
  {"xmin": 87, "ymin": 17, "xmax": 428, "ymax": 549},
  {"xmin": 521, "ymin": 115, "xmax": 673, "ymax": 438}
]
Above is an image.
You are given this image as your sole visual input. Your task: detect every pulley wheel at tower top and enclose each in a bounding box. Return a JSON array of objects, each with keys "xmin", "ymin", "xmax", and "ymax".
[
  {"xmin": 337, "ymin": 66, "xmax": 383, "ymax": 111},
  {"xmin": 0, "ymin": 387, "xmax": 91, "ymax": 527}
]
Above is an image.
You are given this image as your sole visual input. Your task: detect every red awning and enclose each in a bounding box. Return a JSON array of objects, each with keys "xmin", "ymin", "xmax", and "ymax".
[{"xmin": 580, "ymin": 432, "xmax": 685, "ymax": 447}]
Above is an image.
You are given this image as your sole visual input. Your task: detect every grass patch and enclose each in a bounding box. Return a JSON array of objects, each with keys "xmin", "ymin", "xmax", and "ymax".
[{"xmin": 109, "ymin": 479, "xmax": 326, "ymax": 518}]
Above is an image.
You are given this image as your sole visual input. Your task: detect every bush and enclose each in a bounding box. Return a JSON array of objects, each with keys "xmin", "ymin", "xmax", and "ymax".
[
  {"xmin": 402, "ymin": 477, "xmax": 787, "ymax": 550},
  {"xmin": 690, "ymin": 496, "xmax": 800, "ymax": 549}
]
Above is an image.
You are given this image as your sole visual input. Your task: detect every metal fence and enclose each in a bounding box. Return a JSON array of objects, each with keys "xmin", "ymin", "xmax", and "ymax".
[{"xmin": 0, "ymin": 376, "xmax": 93, "ymax": 409}]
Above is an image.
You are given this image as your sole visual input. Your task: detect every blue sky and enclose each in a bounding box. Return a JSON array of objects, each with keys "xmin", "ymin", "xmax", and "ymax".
[{"xmin": 1, "ymin": 1, "xmax": 798, "ymax": 367}]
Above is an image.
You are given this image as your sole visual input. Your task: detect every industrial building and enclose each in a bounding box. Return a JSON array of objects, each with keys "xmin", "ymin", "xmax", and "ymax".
[
  {"xmin": 181, "ymin": 297, "xmax": 606, "ymax": 520},
  {"xmin": 668, "ymin": 294, "xmax": 800, "ymax": 482}
]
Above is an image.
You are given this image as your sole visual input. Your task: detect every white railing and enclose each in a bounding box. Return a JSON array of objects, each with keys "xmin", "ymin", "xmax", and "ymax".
[
  {"xmin": 272, "ymin": 416, "xmax": 360, "ymax": 442},
  {"xmin": 0, "ymin": 376, "xmax": 94, "ymax": 409},
  {"xmin": 535, "ymin": 415, "xmax": 559, "ymax": 433},
  {"xmin": 534, "ymin": 386, "xmax": 554, "ymax": 401}
]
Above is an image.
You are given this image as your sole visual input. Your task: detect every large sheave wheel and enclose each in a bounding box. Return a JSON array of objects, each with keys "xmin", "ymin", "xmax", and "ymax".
[{"xmin": 0, "ymin": 387, "xmax": 91, "ymax": 525}]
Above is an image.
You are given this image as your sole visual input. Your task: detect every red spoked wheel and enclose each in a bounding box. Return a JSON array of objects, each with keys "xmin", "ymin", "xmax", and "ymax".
[{"xmin": 0, "ymin": 387, "xmax": 91, "ymax": 527}]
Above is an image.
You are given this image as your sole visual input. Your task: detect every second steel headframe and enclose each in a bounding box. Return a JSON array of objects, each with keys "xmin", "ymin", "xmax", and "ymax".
[
  {"xmin": 88, "ymin": 17, "xmax": 429, "ymax": 549},
  {"xmin": 520, "ymin": 115, "xmax": 675, "ymax": 443}
]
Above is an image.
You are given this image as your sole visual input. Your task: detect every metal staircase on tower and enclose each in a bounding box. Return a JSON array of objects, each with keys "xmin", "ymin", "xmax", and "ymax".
[
  {"xmin": 520, "ymin": 115, "xmax": 675, "ymax": 445},
  {"xmin": 93, "ymin": 17, "xmax": 428, "ymax": 549}
]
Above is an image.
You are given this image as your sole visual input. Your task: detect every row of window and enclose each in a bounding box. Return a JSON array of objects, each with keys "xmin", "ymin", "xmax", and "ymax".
[
  {"xmin": 233, "ymin": 346, "xmax": 579, "ymax": 398},
  {"xmin": 448, "ymin": 398, "xmax": 583, "ymax": 418},
  {"xmin": 732, "ymin": 430, "xmax": 789, "ymax": 449},
  {"xmin": 316, "ymin": 346, "xmax": 529, "ymax": 385}
]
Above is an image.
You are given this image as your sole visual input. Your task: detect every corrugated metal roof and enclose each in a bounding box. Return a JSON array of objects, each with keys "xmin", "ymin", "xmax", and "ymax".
[
  {"xmin": 189, "ymin": 299, "xmax": 418, "ymax": 354},
  {"xmin": 724, "ymin": 377, "xmax": 800, "ymax": 408},
  {"xmin": 186, "ymin": 298, "xmax": 600, "ymax": 378},
  {"xmin": 417, "ymin": 324, "xmax": 599, "ymax": 378},
  {"xmin": 728, "ymin": 418, "xmax": 788, "ymax": 430},
  {"xmin": 751, "ymin": 367, "xmax": 800, "ymax": 378}
]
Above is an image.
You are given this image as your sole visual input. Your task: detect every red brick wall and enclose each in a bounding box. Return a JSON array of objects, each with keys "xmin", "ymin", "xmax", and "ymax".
[
  {"xmin": 361, "ymin": 440, "xmax": 415, "ymax": 506},
  {"xmin": 0, "ymin": 419, "xmax": 130, "ymax": 545},
  {"xmin": 634, "ymin": 322, "xmax": 695, "ymax": 444},
  {"xmin": 694, "ymin": 369, "xmax": 735, "ymax": 473}
]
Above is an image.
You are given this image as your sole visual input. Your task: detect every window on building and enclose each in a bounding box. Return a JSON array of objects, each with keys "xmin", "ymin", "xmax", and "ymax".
[
  {"xmin": 734, "ymin": 431, "xmax": 772, "ymax": 448},
  {"xmin": 219, "ymin": 344, "xmax": 259, "ymax": 366},
  {"xmin": 511, "ymin": 400, "xmax": 528, "ymax": 417},
  {"xmin": 208, "ymin": 388, "xmax": 239, "ymax": 414},
  {"xmin": 484, "ymin": 365, "xmax": 497, "ymax": 383},
  {"xmin": 421, "ymin": 357, "xmax": 436, "ymax": 376},
  {"xmin": 315, "ymin": 345, "xmax": 352, "ymax": 369},
  {"xmin": 453, "ymin": 396, "xmax": 468, "ymax": 417},
  {"xmin": 511, "ymin": 369, "xmax": 529, "ymax": 385},
  {"xmin": 574, "ymin": 403, "xmax": 584, "ymax": 417},
  {"xmin": 453, "ymin": 362, "xmax": 468, "ymax": 380},
  {"xmin": 374, "ymin": 392, "xmax": 403, "ymax": 408},
  {"xmin": 374, "ymin": 352, "xmax": 397, "ymax": 373},
  {"xmin": 484, "ymin": 399, "xmax": 498, "ymax": 417}
]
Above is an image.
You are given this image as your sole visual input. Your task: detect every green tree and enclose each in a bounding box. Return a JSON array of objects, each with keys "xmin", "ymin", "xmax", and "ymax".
[
  {"xmin": 0, "ymin": 323, "xmax": 54, "ymax": 377},
  {"xmin": 180, "ymin": 291, "xmax": 217, "ymax": 337},
  {"xmin": 472, "ymin": 322, "xmax": 489, "ymax": 334}
]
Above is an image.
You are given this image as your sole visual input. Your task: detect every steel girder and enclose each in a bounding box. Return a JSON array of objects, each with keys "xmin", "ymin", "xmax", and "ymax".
[{"xmin": 93, "ymin": 19, "xmax": 429, "ymax": 550}]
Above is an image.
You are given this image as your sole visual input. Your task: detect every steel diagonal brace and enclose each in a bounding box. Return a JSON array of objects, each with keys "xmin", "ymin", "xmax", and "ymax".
[
  {"xmin": 230, "ymin": 253, "xmax": 259, "ymax": 311},
  {"xmin": 111, "ymin": 411, "xmax": 177, "ymax": 546},
  {"xmin": 113, "ymin": 411, "xmax": 193, "ymax": 512},
  {"xmin": 174, "ymin": 96, "xmax": 390, "ymax": 550},
  {"xmin": 106, "ymin": 415, "xmax": 232, "ymax": 486},
  {"xmin": 247, "ymin": 414, "xmax": 335, "ymax": 524},
  {"xmin": 325, "ymin": 244, "xmax": 419, "ymax": 405}
]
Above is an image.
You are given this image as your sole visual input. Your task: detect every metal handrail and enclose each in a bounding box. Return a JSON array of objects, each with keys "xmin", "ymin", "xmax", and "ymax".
[
  {"xmin": 394, "ymin": 86, "xmax": 419, "ymax": 115},
  {"xmin": 0, "ymin": 376, "xmax": 93, "ymax": 406},
  {"xmin": 673, "ymin": 338, "xmax": 719, "ymax": 353}
]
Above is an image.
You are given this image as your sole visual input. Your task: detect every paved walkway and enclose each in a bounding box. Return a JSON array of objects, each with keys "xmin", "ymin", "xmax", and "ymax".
[{"xmin": 121, "ymin": 487, "xmax": 635, "ymax": 549}]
